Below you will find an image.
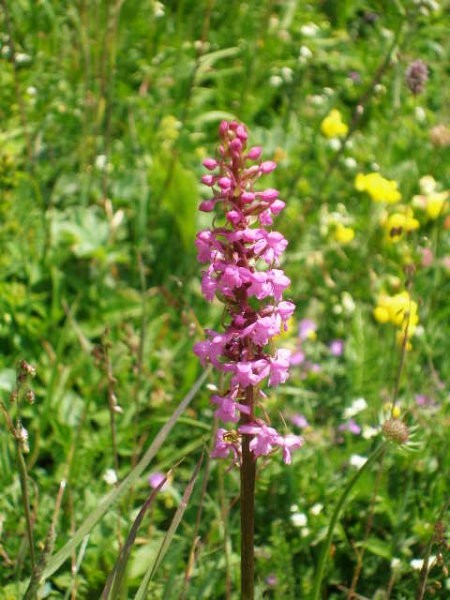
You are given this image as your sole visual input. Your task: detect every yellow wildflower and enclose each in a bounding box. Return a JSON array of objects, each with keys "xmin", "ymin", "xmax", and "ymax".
[
  {"xmin": 383, "ymin": 207, "xmax": 419, "ymax": 242},
  {"xmin": 374, "ymin": 291, "xmax": 419, "ymax": 341},
  {"xmin": 320, "ymin": 109, "xmax": 348, "ymax": 138},
  {"xmin": 412, "ymin": 175, "xmax": 449, "ymax": 220},
  {"xmin": 383, "ymin": 402, "xmax": 401, "ymax": 419},
  {"xmin": 355, "ymin": 173, "xmax": 401, "ymax": 204},
  {"xmin": 333, "ymin": 223, "xmax": 355, "ymax": 244}
]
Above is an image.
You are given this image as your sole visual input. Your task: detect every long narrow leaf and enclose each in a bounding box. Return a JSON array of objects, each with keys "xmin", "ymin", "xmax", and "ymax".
[
  {"xmin": 40, "ymin": 369, "xmax": 210, "ymax": 582},
  {"xmin": 134, "ymin": 454, "xmax": 204, "ymax": 600},
  {"xmin": 101, "ymin": 476, "xmax": 168, "ymax": 600}
]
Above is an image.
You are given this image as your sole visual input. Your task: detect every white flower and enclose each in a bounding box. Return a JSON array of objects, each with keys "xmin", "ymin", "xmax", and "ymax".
[
  {"xmin": 341, "ymin": 291, "xmax": 356, "ymax": 314},
  {"xmin": 391, "ymin": 557, "xmax": 401, "ymax": 571},
  {"xmin": 153, "ymin": 1, "xmax": 165, "ymax": 17},
  {"xmin": 15, "ymin": 52, "xmax": 31, "ymax": 64},
  {"xmin": 301, "ymin": 527, "xmax": 310, "ymax": 537},
  {"xmin": 349, "ymin": 454, "xmax": 367, "ymax": 469},
  {"xmin": 344, "ymin": 157, "xmax": 357, "ymax": 169},
  {"xmin": 328, "ymin": 138, "xmax": 341, "ymax": 151},
  {"xmin": 344, "ymin": 398, "xmax": 368, "ymax": 419},
  {"xmin": 362, "ymin": 425, "xmax": 379, "ymax": 440},
  {"xmin": 415, "ymin": 106, "xmax": 426, "ymax": 123},
  {"xmin": 95, "ymin": 154, "xmax": 107, "ymax": 170},
  {"xmin": 299, "ymin": 45, "xmax": 312, "ymax": 64},
  {"xmin": 281, "ymin": 67, "xmax": 293, "ymax": 82},
  {"xmin": 291, "ymin": 512, "xmax": 308, "ymax": 527},
  {"xmin": 410, "ymin": 555, "xmax": 437, "ymax": 571},
  {"xmin": 300, "ymin": 23, "xmax": 319, "ymax": 37},
  {"xmin": 310, "ymin": 503, "xmax": 323, "ymax": 516},
  {"xmin": 103, "ymin": 469, "xmax": 118, "ymax": 485},
  {"xmin": 269, "ymin": 75, "xmax": 283, "ymax": 88}
]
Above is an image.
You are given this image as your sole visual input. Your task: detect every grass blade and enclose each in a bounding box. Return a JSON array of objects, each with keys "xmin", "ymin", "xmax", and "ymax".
[
  {"xmin": 40, "ymin": 368, "xmax": 211, "ymax": 582},
  {"xmin": 134, "ymin": 453, "xmax": 204, "ymax": 600}
]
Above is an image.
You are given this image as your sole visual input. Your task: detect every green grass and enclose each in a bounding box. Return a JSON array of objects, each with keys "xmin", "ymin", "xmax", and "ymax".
[{"xmin": 0, "ymin": 0, "xmax": 449, "ymax": 598}]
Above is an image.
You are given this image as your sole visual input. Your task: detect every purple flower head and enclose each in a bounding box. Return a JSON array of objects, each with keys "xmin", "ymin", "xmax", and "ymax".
[
  {"xmin": 148, "ymin": 472, "xmax": 169, "ymax": 491},
  {"xmin": 405, "ymin": 59, "xmax": 429, "ymax": 95},
  {"xmin": 290, "ymin": 414, "xmax": 309, "ymax": 429},
  {"xmin": 195, "ymin": 121, "xmax": 301, "ymax": 464},
  {"xmin": 329, "ymin": 339, "xmax": 344, "ymax": 356},
  {"xmin": 299, "ymin": 318, "xmax": 317, "ymax": 341},
  {"xmin": 338, "ymin": 419, "xmax": 361, "ymax": 435}
]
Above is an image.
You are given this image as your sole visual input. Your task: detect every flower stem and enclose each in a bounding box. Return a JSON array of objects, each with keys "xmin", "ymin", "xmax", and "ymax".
[
  {"xmin": 16, "ymin": 446, "xmax": 36, "ymax": 571},
  {"xmin": 240, "ymin": 386, "xmax": 256, "ymax": 600},
  {"xmin": 312, "ymin": 442, "xmax": 387, "ymax": 600}
]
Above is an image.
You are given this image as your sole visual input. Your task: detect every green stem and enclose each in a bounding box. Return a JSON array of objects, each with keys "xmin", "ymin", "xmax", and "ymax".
[
  {"xmin": 240, "ymin": 386, "xmax": 256, "ymax": 600},
  {"xmin": 16, "ymin": 448, "xmax": 36, "ymax": 572},
  {"xmin": 311, "ymin": 442, "xmax": 387, "ymax": 600}
]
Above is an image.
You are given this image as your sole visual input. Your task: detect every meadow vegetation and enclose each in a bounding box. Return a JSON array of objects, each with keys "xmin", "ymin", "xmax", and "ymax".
[{"xmin": 0, "ymin": 0, "xmax": 449, "ymax": 598}]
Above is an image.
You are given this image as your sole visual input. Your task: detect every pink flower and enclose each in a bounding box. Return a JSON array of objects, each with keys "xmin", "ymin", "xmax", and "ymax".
[
  {"xmin": 278, "ymin": 433, "xmax": 304, "ymax": 464},
  {"xmin": 338, "ymin": 419, "xmax": 361, "ymax": 435},
  {"xmin": 194, "ymin": 120, "xmax": 301, "ymax": 463},
  {"xmin": 329, "ymin": 339, "xmax": 344, "ymax": 356},
  {"xmin": 211, "ymin": 428, "xmax": 240, "ymax": 461},
  {"xmin": 269, "ymin": 349, "xmax": 291, "ymax": 386},
  {"xmin": 239, "ymin": 423, "xmax": 282, "ymax": 457},
  {"xmin": 230, "ymin": 359, "xmax": 270, "ymax": 387},
  {"xmin": 290, "ymin": 414, "xmax": 309, "ymax": 428},
  {"xmin": 148, "ymin": 472, "xmax": 169, "ymax": 491},
  {"xmin": 253, "ymin": 230, "xmax": 288, "ymax": 264},
  {"xmin": 299, "ymin": 319, "xmax": 317, "ymax": 341},
  {"xmin": 259, "ymin": 161, "xmax": 277, "ymax": 174}
]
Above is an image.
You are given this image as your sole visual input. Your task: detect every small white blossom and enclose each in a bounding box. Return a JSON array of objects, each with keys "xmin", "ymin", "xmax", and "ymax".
[
  {"xmin": 310, "ymin": 503, "xmax": 323, "ymax": 516},
  {"xmin": 341, "ymin": 291, "xmax": 356, "ymax": 314},
  {"xmin": 291, "ymin": 512, "xmax": 308, "ymax": 527},
  {"xmin": 362, "ymin": 425, "xmax": 379, "ymax": 439},
  {"xmin": 344, "ymin": 157, "xmax": 357, "ymax": 169},
  {"xmin": 269, "ymin": 75, "xmax": 283, "ymax": 88},
  {"xmin": 415, "ymin": 106, "xmax": 426, "ymax": 123},
  {"xmin": 344, "ymin": 398, "xmax": 368, "ymax": 419},
  {"xmin": 103, "ymin": 469, "xmax": 118, "ymax": 485},
  {"xmin": 349, "ymin": 454, "xmax": 367, "ymax": 469},
  {"xmin": 300, "ymin": 23, "xmax": 319, "ymax": 37}
]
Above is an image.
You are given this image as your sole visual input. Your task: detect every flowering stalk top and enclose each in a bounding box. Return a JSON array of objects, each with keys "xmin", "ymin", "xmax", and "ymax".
[{"xmin": 194, "ymin": 120, "xmax": 303, "ymax": 464}]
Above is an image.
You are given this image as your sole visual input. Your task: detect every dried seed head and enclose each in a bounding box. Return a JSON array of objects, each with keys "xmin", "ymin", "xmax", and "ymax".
[
  {"xmin": 382, "ymin": 418, "xmax": 409, "ymax": 444},
  {"xmin": 25, "ymin": 389, "xmax": 35, "ymax": 404}
]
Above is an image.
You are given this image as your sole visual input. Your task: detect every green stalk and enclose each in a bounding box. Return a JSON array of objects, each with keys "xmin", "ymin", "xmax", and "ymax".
[
  {"xmin": 16, "ymin": 447, "xmax": 36, "ymax": 572},
  {"xmin": 311, "ymin": 442, "xmax": 387, "ymax": 600},
  {"xmin": 240, "ymin": 386, "xmax": 256, "ymax": 600}
]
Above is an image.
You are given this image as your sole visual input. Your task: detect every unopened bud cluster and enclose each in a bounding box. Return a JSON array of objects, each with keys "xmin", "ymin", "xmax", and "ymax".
[
  {"xmin": 405, "ymin": 60, "xmax": 429, "ymax": 95},
  {"xmin": 194, "ymin": 121, "xmax": 303, "ymax": 464}
]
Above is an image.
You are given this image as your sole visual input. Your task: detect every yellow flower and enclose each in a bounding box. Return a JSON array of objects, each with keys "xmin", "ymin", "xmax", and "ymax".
[
  {"xmin": 355, "ymin": 173, "xmax": 401, "ymax": 204},
  {"xmin": 374, "ymin": 291, "xmax": 419, "ymax": 340},
  {"xmin": 320, "ymin": 109, "xmax": 348, "ymax": 138},
  {"xmin": 383, "ymin": 207, "xmax": 419, "ymax": 242},
  {"xmin": 333, "ymin": 223, "xmax": 355, "ymax": 244},
  {"xmin": 412, "ymin": 175, "xmax": 449, "ymax": 220},
  {"xmin": 425, "ymin": 192, "xmax": 448, "ymax": 219}
]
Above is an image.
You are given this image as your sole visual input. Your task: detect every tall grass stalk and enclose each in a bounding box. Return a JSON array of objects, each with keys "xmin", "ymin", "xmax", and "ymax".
[{"xmin": 312, "ymin": 442, "xmax": 388, "ymax": 600}]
